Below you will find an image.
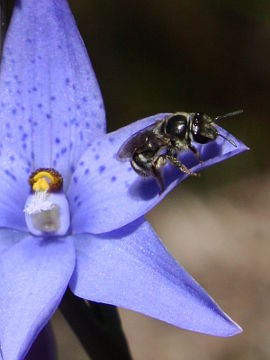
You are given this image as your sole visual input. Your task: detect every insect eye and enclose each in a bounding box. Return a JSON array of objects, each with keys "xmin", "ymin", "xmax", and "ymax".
[
  {"xmin": 192, "ymin": 112, "xmax": 217, "ymax": 144},
  {"xmin": 165, "ymin": 114, "xmax": 187, "ymax": 139},
  {"xmin": 193, "ymin": 112, "xmax": 203, "ymax": 125}
]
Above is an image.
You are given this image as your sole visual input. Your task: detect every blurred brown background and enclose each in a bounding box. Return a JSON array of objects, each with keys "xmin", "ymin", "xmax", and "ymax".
[{"xmin": 48, "ymin": 0, "xmax": 269, "ymax": 358}]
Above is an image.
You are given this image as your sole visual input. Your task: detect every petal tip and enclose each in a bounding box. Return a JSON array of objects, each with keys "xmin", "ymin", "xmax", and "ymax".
[
  {"xmin": 225, "ymin": 320, "xmax": 243, "ymax": 337},
  {"xmin": 214, "ymin": 317, "xmax": 243, "ymax": 338},
  {"xmin": 238, "ymin": 141, "xmax": 249, "ymax": 153}
]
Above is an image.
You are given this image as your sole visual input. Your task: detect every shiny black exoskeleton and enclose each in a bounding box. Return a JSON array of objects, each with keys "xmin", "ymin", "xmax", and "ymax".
[{"xmin": 117, "ymin": 111, "xmax": 241, "ymax": 193}]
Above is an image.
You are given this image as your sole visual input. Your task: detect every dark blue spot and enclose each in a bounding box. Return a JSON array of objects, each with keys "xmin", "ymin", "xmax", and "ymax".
[
  {"xmin": 55, "ymin": 138, "xmax": 60, "ymax": 144},
  {"xmin": 109, "ymin": 137, "xmax": 114, "ymax": 143},
  {"xmin": 85, "ymin": 122, "xmax": 90, "ymax": 129},
  {"xmin": 63, "ymin": 122, "xmax": 68, "ymax": 127},
  {"xmin": 22, "ymin": 143, "xmax": 27, "ymax": 150},
  {"xmin": 65, "ymin": 78, "xmax": 70, "ymax": 85},
  {"xmin": 79, "ymin": 161, "xmax": 84, "ymax": 166},
  {"xmin": 31, "ymin": 151, "xmax": 35, "ymax": 160},
  {"xmin": 37, "ymin": 103, "xmax": 42, "ymax": 109},
  {"xmin": 50, "ymin": 96, "xmax": 56, "ymax": 101},
  {"xmin": 53, "ymin": 159, "xmax": 57, "ymax": 167},
  {"xmin": 26, "ymin": 38, "xmax": 32, "ymax": 44},
  {"xmin": 69, "ymin": 142, "xmax": 73, "ymax": 150},
  {"xmin": 77, "ymin": 201, "xmax": 82, "ymax": 207},
  {"xmin": 76, "ymin": 104, "xmax": 81, "ymax": 109},
  {"xmin": 6, "ymin": 132, "xmax": 11, "ymax": 138},
  {"xmin": 95, "ymin": 154, "xmax": 100, "ymax": 160},
  {"xmin": 61, "ymin": 147, "xmax": 67, "ymax": 155},
  {"xmin": 46, "ymin": 113, "xmax": 51, "ymax": 119},
  {"xmin": 79, "ymin": 131, "xmax": 83, "ymax": 141},
  {"xmin": 84, "ymin": 168, "xmax": 89, "ymax": 175},
  {"xmin": 22, "ymin": 133, "xmax": 28, "ymax": 141},
  {"xmin": 72, "ymin": 84, "xmax": 76, "ymax": 90},
  {"xmin": 70, "ymin": 164, "xmax": 75, "ymax": 173},
  {"xmin": 32, "ymin": 86, "xmax": 37, "ymax": 92},
  {"xmin": 12, "ymin": 108, "xmax": 16, "ymax": 115},
  {"xmin": 9, "ymin": 155, "xmax": 15, "ymax": 162},
  {"xmin": 82, "ymin": 96, "xmax": 87, "ymax": 103},
  {"xmin": 74, "ymin": 195, "xmax": 79, "ymax": 202},
  {"xmin": 111, "ymin": 176, "xmax": 117, "ymax": 182},
  {"xmin": 73, "ymin": 176, "xmax": 78, "ymax": 183},
  {"xmin": 99, "ymin": 165, "xmax": 106, "ymax": 174},
  {"xmin": 4, "ymin": 169, "xmax": 16, "ymax": 181}
]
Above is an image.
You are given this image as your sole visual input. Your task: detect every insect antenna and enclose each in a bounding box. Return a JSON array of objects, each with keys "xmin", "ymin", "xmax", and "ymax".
[
  {"xmin": 214, "ymin": 109, "xmax": 243, "ymax": 147},
  {"xmin": 214, "ymin": 109, "xmax": 243, "ymax": 122},
  {"xmin": 218, "ymin": 133, "xmax": 237, "ymax": 147}
]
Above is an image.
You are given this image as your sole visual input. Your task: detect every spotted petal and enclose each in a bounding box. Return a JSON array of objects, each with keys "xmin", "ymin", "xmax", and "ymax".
[
  {"xmin": 0, "ymin": 0, "xmax": 106, "ymax": 188},
  {"xmin": 68, "ymin": 113, "xmax": 248, "ymax": 234},
  {"xmin": 0, "ymin": 235, "xmax": 75, "ymax": 360},
  {"xmin": 70, "ymin": 219, "xmax": 242, "ymax": 337},
  {"xmin": 0, "ymin": 150, "xmax": 29, "ymax": 231}
]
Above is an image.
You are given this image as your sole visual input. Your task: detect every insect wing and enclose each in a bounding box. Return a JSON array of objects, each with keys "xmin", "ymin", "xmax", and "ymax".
[{"xmin": 117, "ymin": 123, "xmax": 161, "ymax": 160}]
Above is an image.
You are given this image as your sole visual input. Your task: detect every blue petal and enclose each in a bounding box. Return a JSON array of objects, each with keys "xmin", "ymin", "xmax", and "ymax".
[
  {"xmin": 0, "ymin": 229, "xmax": 26, "ymax": 252},
  {"xmin": 0, "ymin": 150, "xmax": 29, "ymax": 231},
  {"xmin": 0, "ymin": 235, "xmax": 75, "ymax": 360},
  {"xmin": 70, "ymin": 219, "xmax": 242, "ymax": 337},
  {"xmin": 0, "ymin": 0, "xmax": 106, "ymax": 186},
  {"xmin": 68, "ymin": 114, "xmax": 248, "ymax": 234}
]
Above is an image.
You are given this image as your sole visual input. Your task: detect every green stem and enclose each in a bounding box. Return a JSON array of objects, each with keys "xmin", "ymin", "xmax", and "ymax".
[{"xmin": 60, "ymin": 289, "xmax": 132, "ymax": 360}]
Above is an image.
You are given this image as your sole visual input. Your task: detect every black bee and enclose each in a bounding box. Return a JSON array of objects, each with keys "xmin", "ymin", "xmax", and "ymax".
[{"xmin": 117, "ymin": 110, "xmax": 242, "ymax": 193}]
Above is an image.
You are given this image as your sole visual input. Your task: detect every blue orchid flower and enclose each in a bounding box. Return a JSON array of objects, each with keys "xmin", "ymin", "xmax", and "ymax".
[{"xmin": 0, "ymin": 0, "xmax": 248, "ymax": 359}]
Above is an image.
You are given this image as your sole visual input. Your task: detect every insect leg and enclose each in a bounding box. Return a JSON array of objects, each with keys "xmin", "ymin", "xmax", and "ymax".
[
  {"xmin": 152, "ymin": 155, "xmax": 167, "ymax": 193},
  {"xmin": 166, "ymin": 155, "xmax": 199, "ymax": 177},
  {"xmin": 188, "ymin": 144, "xmax": 203, "ymax": 164}
]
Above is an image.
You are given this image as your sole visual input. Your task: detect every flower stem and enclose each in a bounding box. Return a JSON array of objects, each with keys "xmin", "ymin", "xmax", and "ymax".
[
  {"xmin": 60, "ymin": 288, "xmax": 132, "ymax": 360},
  {"xmin": 0, "ymin": 0, "xmax": 7, "ymax": 56},
  {"xmin": 0, "ymin": 0, "xmax": 15, "ymax": 59}
]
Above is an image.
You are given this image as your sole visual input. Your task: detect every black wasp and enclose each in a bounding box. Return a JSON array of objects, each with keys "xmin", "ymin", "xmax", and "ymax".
[{"xmin": 117, "ymin": 110, "xmax": 242, "ymax": 193}]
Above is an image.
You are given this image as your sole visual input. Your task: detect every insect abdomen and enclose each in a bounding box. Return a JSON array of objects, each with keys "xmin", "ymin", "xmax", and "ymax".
[{"xmin": 131, "ymin": 150, "xmax": 155, "ymax": 177}]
